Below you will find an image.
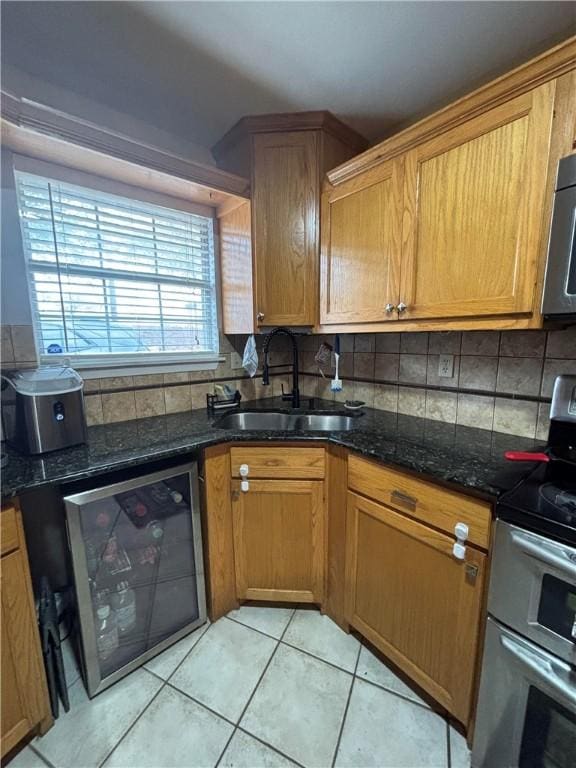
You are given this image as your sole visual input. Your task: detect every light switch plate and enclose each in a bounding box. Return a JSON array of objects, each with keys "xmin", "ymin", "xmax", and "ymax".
[
  {"xmin": 438, "ymin": 354, "xmax": 454, "ymax": 378},
  {"xmin": 230, "ymin": 350, "xmax": 243, "ymax": 370}
]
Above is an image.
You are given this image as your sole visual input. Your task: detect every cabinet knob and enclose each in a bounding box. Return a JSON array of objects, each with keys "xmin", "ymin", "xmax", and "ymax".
[
  {"xmin": 397, "ymin": 302, "xmax": 408, "ymax": 313},
  {"xmin": 385, "ymin": 303, "xmax": 396, "ymax": 313},
  {"xmin": 257, "ymin": 312, "xmax": 265, "ymax": 322}
]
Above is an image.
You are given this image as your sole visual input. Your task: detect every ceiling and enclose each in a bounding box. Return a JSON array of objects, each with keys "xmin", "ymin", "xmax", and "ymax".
[{"xmin": 2, "ymin": 1, "xmax": 575, "ymax": 153}]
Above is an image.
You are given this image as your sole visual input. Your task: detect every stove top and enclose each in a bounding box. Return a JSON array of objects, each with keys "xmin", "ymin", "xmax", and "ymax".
[{"xmin": 499, "ymin": 460, "xmax": 576, "ymax": 546}]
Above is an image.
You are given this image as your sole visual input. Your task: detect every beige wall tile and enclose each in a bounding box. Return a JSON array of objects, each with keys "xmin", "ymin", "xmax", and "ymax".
[
  {"xmin": 536, "ymin": 402, "xmax": 550, "ymax": 442},
  {"xmin": 84, "ymin": 394, "xmax": 104, "ymax": 426},
  {"xmin": 426, "ymin": 354, "xmax": 460, "ymax": 389},
  {"xmin": 541, "ymin": 359, "xmax": 576, "ymax": 397},
  {"xmin": 354, "ymin": 353, "xmax": 375, "ymax": 380},
  {"xmin": 428, "ymin": 331, "xmax": 461, "ymax": 355},
  {"xmin": 135, "ymin": 388, "xmax": 166, "ymax": 418},
  {"xmin": 102, "ymin": 391, "xmax": 136, "ymax": 424},
  {"xmin": 496, "ymin": 357, "xmax": 543, "ymax": 397},
  {"xmin": 338, "ymin": 353, "xmax": 354, "ymax": 378},
  {"xmin": 353, "ymin": 382, "xmax": 375, "ymax": 408},
  {"xmin": 400, "ymin": 332, "xmax": 428, "ymax": 354},
  {"xmin": 83, "ymin": 378, "xmax": 101, "ymax": 393},
  {"xmin": 165, "ymin": 385, "xmax": 192, "ymax": 414},
  {"xmin": 189, "ymin": 369, "xmax": 215, "ymax": 382},
  {"xmin": 317, "ymin": 379, "xmax": 335, "ymax": 402},
  {"xmin": 191, "ymin": 382, "xmax": 215, "ymax": 409},
  {"xmin": 133, "ymin": 374, "xmax": 164, "ymax": 387},
  {"xmin": 299, "ymin": 375, "xmax": 318, "ymax": 399},
  {"xmin": 461, "ymin": 331, "xmax": 500, "ymax": 356},
  {"xmin": 456, "ymin": 393, "xmax": 494, "ymax": 430},
  {"xmin": 459, "ymin": 356, "xmax": 498, "ymax": 391},
  {"xmin": 101, "ymin": 376, "xmax": 134, "ymax": 391},
  {"xmin": 354, "ymin": 334, "xmax": 375, "ymax": 353},
  {"xmin": 339, "ymin": 334, "xmax": 355, "ymax": 353},
  {"xmin": 11, "ymin": 325, "xmax": 37, "ymax": 363},
  {"xmin": 425, "ymin": 390, "xmax": 457, "ymax": 423},
  {"xmin": 373, "ymin": 384, "xmax": 398, "ymax": 413},
  {"xmin": 375, "ymin": 333, "xmax": 400, "ymax": 354},
  {"xmin": 374, "ymin": 354, "xmax": 399, "ymax": 382},
  {"xmin": 546, "ymin": 327, "xmax": 576, "ymax": 359},
  {"xmin": 399, "ymin": 354, "xmax": 427, "ymax": 384},
  {"xmin": 1, "ymin": 326, "xmax": 14, "ymax": 364},
  {"xmin": 500, "ymin": 330, "xmax": 546, "ymax": 358},
  {"xmin": 163, "ymin": 372, "xmax": 190, "ymax": 384},
  {"xmin": 398, "ymin": 387, "xmax": 426, "ymax": 417},
  {"xmin": 493, "ymin": 398, "xmax": 537, "ymax": 439}
]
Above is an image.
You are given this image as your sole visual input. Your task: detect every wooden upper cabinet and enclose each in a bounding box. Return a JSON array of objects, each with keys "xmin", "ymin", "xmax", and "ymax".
[
  {"xmin": 320, "ymin": 159, "xmax": 404, "ymax": 324},
  {"xmin": 399, "ymin": 82, "xmax": 556, "ymax": 320},
  {"xmin": 213, "ymin": 112, "xmax": 368, "ymax": 329},
  {"xmin": 252, "ymin": 132, "xmax": 319, "ymax": 326}
]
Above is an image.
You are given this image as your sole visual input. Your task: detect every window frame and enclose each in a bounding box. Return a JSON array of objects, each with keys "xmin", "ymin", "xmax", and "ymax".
[{"xmin": 13, "ymin": 155, "xmax": 223, "ymax": 374}]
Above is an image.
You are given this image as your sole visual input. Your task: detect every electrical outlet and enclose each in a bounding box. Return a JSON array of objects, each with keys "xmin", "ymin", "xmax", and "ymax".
[
  {"xmin": 438, "ymin": 354, "xmax": 454, "ymax": 378},
  {"xmin": 230, "ymin": 350, "xmax": 243, "ymax": 370}
]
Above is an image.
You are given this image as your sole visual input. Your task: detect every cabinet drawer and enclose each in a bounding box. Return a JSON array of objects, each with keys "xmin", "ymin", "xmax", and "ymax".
[
  {"xmin": 1, "ymin": 505, "xmax": 20, "ymax": 557},
  {"xmin": 230, "ymin": 447, "xmax": 325, "ymax": 479},
  {"xmin": 348, "ymin": 454, "xmax": 491, "ymax": 549}
]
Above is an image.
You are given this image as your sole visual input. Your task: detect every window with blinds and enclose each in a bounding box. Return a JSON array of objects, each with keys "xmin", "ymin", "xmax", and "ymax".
[{"xmin": 15, "ymin": 171, "xmax": 218, "ymax": 365}]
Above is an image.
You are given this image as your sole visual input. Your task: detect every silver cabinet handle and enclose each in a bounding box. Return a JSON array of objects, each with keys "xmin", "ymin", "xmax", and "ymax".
[
  {"xmin": 391, "ymin": 489, "xmax": 417, "ymax": 512},
  {"xmin": 257, "ymin": 312, "xmax": 265, "ymax": 322},
  {"xmin": 510, "ymin": 529, "xmax": 576, "ymax": 580},
  {"xmin": 385, "ymin": 303, "xmax": 396, "ymax": 313},
  {"xmin": 397, "ymin": 302, "xmax": 407, "ymax": 313},
  {"xmin": 500, "ymin": 632, "xmax": 576, "ymax": 709}
]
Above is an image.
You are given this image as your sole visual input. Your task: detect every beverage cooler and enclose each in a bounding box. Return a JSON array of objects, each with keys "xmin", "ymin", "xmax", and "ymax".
[{"xmin": 64, "ymin": 462, "xmax": 206, "ymax": 697}]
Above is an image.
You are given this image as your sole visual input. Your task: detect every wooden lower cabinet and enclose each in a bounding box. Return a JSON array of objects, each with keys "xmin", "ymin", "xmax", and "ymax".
[
  {"xmin": 345, "ymin": 491, "xmax": 486, "ymax": 725},
  {"xmin": 231, "ymin": 479, "xmax": 325, "ymax": 603},
  {"xmin": 1, "ymin": 503, "xmax": 52, "ymax": 757}
]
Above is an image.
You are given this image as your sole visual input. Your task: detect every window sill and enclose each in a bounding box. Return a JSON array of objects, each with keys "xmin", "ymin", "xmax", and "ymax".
[{"xmin": 39, "ymin": 353, "xmax": 224, "ymax": 380}]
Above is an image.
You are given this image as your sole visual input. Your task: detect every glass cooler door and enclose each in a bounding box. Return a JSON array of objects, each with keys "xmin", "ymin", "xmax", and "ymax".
[{"xmin": 64, "ymin": 462, "xmax": 206, "ymax": 696}]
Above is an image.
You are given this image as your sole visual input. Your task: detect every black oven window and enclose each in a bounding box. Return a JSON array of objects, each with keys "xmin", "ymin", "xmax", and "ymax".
[
  {"xmin": 537, "ymin": 574, "xmax": 576, "ymax": 644},
  {"xmin": 519, "ymin": 686, "xmax": 576, "ymax": 768}
]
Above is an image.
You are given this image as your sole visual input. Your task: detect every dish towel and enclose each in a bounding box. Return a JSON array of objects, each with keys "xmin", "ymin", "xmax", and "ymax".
[{"xmin": 242, "ymin": 334, "xmax": 258, "ymax": 378}]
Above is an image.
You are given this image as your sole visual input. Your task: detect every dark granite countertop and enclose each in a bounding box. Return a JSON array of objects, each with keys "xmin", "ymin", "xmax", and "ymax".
[{"xmin": 1, "ymin": 397, "xmax": 542, "ymax": 501}]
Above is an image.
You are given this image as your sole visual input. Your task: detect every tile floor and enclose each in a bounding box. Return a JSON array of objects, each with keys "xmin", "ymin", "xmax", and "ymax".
[{"xmin": 10, "ymin": 607, "xmax": 471, "ymax": 768}]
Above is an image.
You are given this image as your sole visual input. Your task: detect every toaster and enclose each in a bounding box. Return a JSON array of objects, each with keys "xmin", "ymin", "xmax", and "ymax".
[{"xmin": 1, "ymin": 366, "xmax": 87, "ymax": 455}]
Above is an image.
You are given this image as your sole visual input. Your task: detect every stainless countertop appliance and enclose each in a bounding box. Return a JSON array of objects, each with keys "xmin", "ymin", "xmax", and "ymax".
[
  {"xmin": 1, "ymin": 366, "xmax": 87, "ymax": 454},
  {"xmin": 542, "ymin": 154, "xmax": 576, "ymax": 319},
  {"xmin": 472, "ymin": 375, "xmax": 576, "ymax": 768}
]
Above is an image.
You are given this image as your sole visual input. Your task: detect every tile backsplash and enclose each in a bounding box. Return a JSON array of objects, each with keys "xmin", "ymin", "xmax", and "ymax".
[{"xmin": 2, "ymin": 324, "xmax": 575, "ymax": 440}]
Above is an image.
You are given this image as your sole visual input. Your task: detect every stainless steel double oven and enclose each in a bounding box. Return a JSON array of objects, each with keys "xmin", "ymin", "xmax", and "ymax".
[{"xmin": 472, "ymin": 520, "xmax": 576, "ymax": 767}]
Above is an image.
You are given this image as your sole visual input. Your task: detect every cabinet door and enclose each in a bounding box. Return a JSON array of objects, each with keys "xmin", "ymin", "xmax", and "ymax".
[
  {"xmin": 345, "ymin": 491, "xmax": 486, "ymax": 725},
  {"xmin": 1, "ymin": 545, "xmax": 51, "ymax": 756},
  {"xmin": 252, "ymin": 132, "xmax": 319, "ymax": 326},
  {"xmin": 232, "ymin": 479, "xmax": 325, "ymax": 603},
  {"xmin": 320, "ymin": 159, "xmax": 403, "ymax": 324},
  {"xmin": 399, "ymin": 81, "xmax": 556, "ymax": 320}
]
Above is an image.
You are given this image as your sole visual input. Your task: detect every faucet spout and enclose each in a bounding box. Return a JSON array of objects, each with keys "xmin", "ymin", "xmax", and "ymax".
[{"xmin": 262, "ymin": 327, "xmax": 300, "ymax": 409}]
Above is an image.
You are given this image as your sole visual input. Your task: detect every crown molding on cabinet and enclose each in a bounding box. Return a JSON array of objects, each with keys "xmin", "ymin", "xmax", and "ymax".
[{"xmin": 327, "ymin": 35, "xmax": 576, "ymax": 186}]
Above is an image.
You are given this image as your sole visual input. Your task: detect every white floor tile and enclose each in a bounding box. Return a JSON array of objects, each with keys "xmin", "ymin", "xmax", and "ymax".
[
  {"xmin": 33, "ymin": 669, "xmax": 162, "ymax": 768},
  {"xmin": 170, "ymin": 617, "xmax": 276, "ymax": 722},
  {"xmin": 220, "ymin": 730, "xmax": 299, "ymax": 768},
  {"xmin": 228, "ymin": 606, "xmax": 294, "ymax": 639},
  {"xmin": 61, "ymin": 636, "xmax": 82, "ymax": 689},
  {"xmin": 356, "ymin": 645, "xmax": 430, "ymax": 707},
  {"xmin": 241, "ymin": 644, "xmax": 352, "ymax": 767},
  {"xmin": 144, "ymin": 622, "xmax": 209, "ymax": 680},
  {"xmin": 282, "ymin": 609, "xmax": 360, "ymax": 672},
  {"xmin": 104, "ymin": 685, "xmax": 233, "ymax": 768},
  {"xmin": 450, "ymin": 725, "xmax": 471, "ymax": 768},
  {"xmin": 5, "ymin": 746, "xmax": 49, "ymax": 767},
  {"xmin": 335, "ymin": 679, "xmax": 448, "ymax": 768}
]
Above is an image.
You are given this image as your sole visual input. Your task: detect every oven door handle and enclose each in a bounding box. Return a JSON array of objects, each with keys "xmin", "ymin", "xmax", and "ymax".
[
  {"xmin": 501, "ymin": 634, "xmax": 576, "ymax": 710},
  {"xmin": 510, "ymin": 529, "xmax": 576, "ymax": 580}
]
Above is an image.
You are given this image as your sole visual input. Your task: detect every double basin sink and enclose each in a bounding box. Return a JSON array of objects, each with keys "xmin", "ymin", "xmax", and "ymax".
[{"xmin": 214, "ymin": 410, "xmax": 362, "ymax": 432}]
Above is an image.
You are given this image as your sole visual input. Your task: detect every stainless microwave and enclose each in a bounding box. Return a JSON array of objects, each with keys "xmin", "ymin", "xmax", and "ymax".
[{"xmin": 542, "ymin": 154, "xmax": 576, "ymax": 318}]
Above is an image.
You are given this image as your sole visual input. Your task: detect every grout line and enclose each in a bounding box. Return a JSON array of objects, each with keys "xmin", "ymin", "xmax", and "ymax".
[
  {"xmin": 96, "ymin": 682, "xmax": 167, "ymax": 768},
  {"xmin": 28, "ymin": 743, "xmax": 57, "ymax": 768},
  {"xmin": 225, "ymin": 614, "xmax": 290, "ymax": 642},
  {"xmin": 279, "ymin": 639, "xmax": 355, "ymax": 677},
  {"xmin": 352, "ymin": 669, "xmax": 438, "ymax": 712},
  {"xmin": 235, "ymin": 726, "xmax": 306, "ymax": 768},
  {"xmin": 446, "ymin": 719, "xmax": 452, "ymax": 768},
  {"xmin": 331, "ymin": 642, "xmax": 361, "ymax": 767},
  {"xmin": 164, "ymin": 680, "xmax": 238, "ymax": 728},
  {"xmin": 214, "ymin": 609, "xmax": 296, "ymax": 768}
]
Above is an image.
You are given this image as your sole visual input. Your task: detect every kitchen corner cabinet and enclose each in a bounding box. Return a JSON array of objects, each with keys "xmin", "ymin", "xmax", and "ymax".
[
  {"xmin": 1, "ymin": 502, "xmax": 52, "ymax": 757},
  {"xmin": 213, "ymin": 112, "xmax": 368, "ymax": 328}
]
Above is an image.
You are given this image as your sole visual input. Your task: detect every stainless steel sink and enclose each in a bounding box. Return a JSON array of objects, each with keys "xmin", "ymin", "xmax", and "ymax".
[{"xmin": 214, "ymin": 411, "xmax": 361, "ymax": 432}]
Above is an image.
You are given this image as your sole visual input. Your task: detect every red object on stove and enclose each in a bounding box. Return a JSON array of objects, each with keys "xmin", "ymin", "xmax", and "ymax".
[{"xmin": 504, "ymin": 451, "xmax": 550, "ymax": 463}]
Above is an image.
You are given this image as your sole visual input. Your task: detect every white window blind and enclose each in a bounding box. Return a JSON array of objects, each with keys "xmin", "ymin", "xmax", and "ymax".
[{"xmin": 15, "ymin": 171, "xmax": 218, "ymax": 367}]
